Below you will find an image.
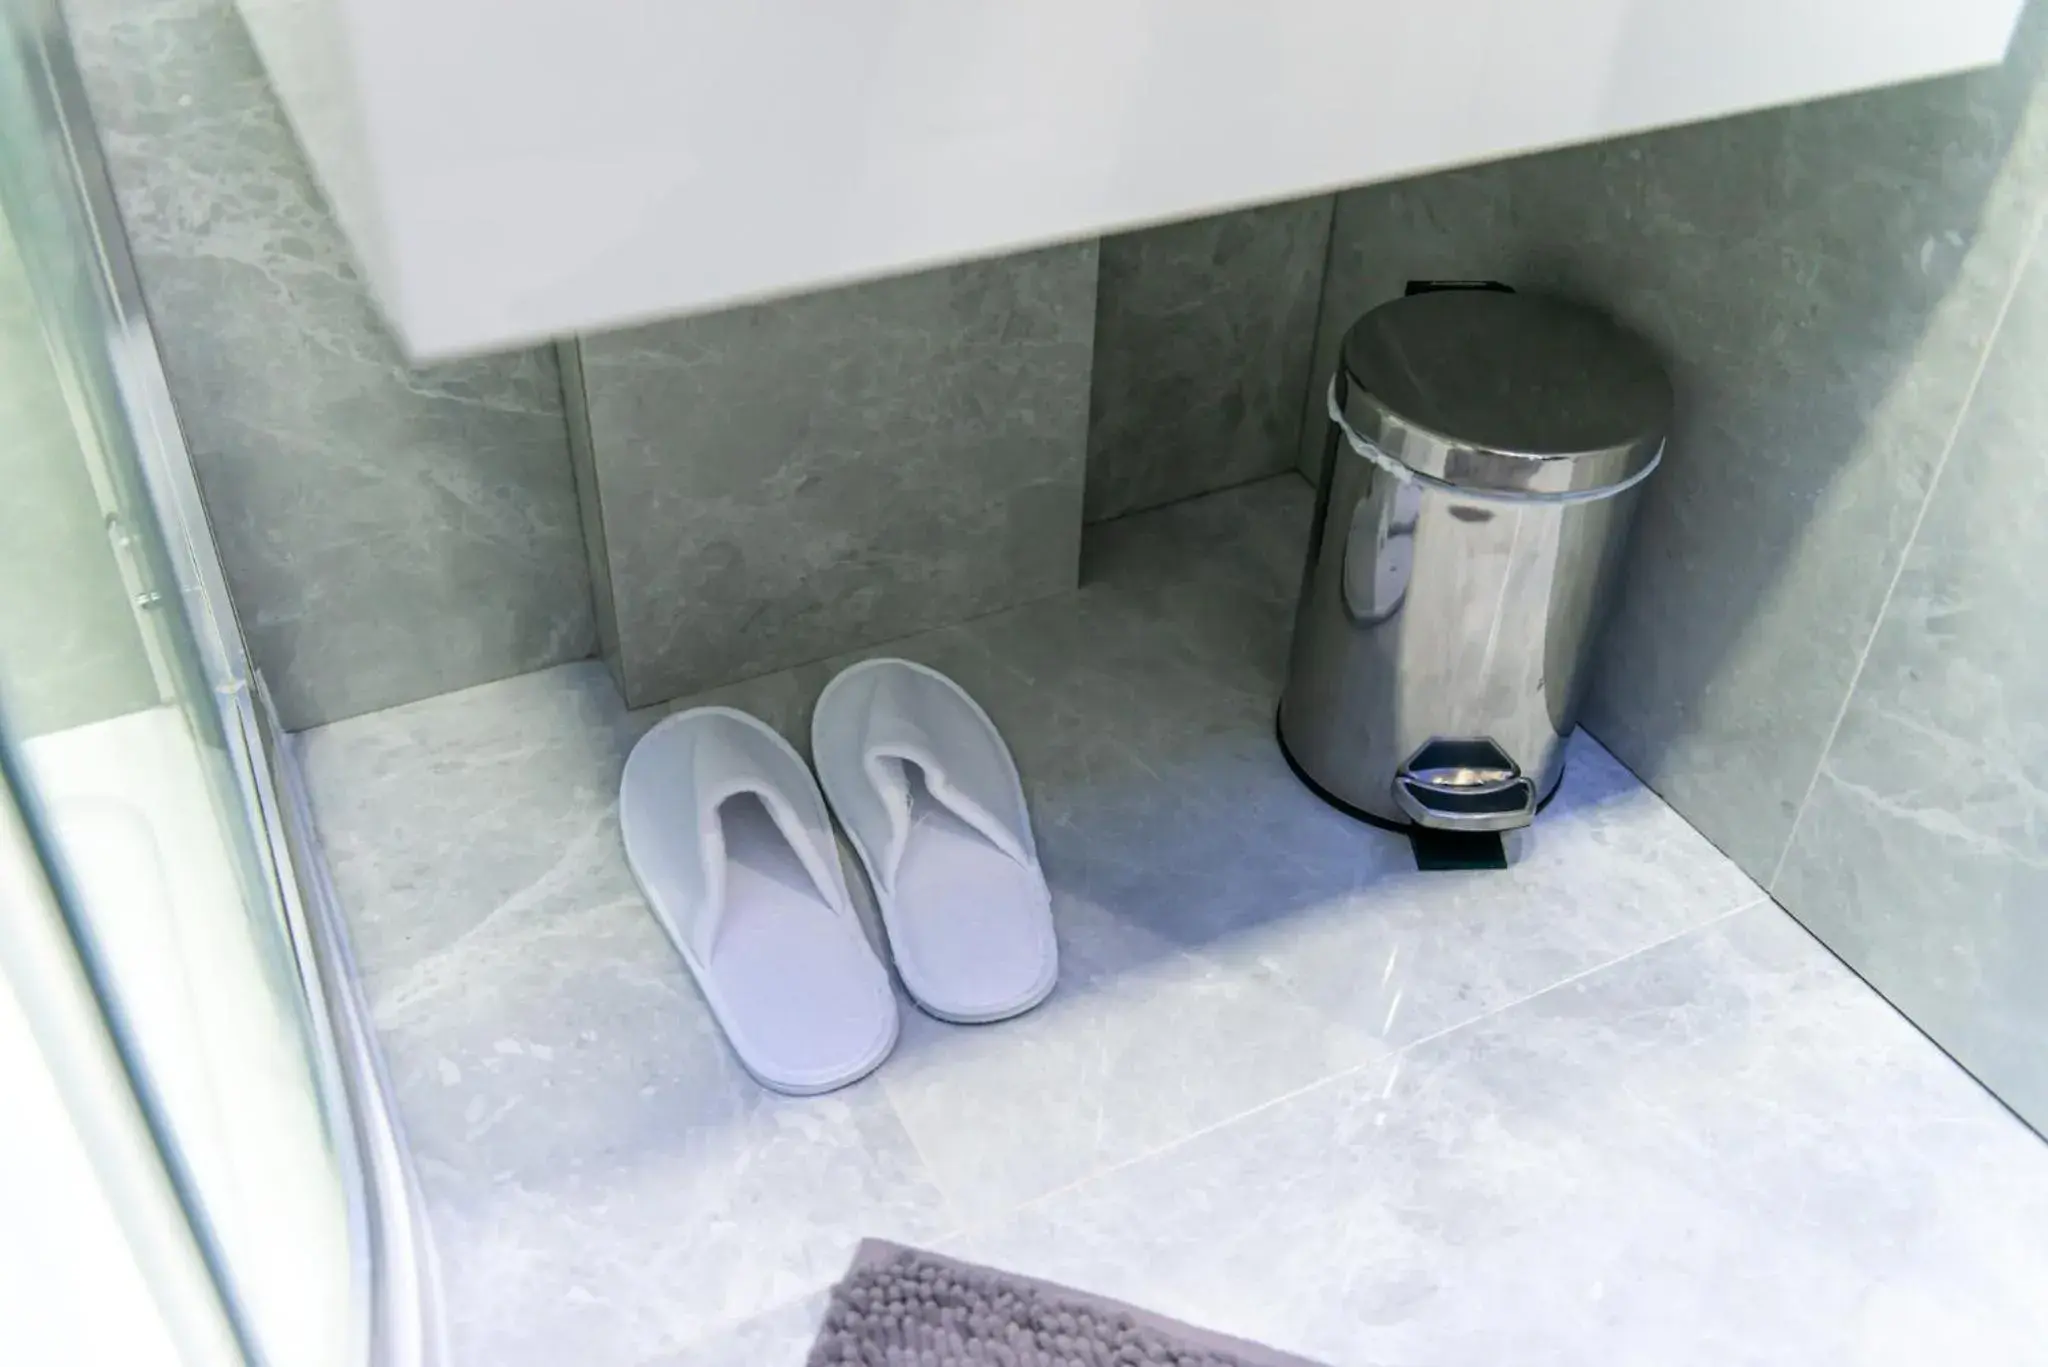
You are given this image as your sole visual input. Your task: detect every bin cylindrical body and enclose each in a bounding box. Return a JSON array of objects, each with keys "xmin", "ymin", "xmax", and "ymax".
[{"xmin": 1278, "ymin": 289, "xmax": 1670, "ymax": 832}]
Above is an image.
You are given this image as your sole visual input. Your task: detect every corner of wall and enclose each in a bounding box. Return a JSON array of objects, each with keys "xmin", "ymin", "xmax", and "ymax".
[{"xmin": 554, "ymin": 336, "xmax": 625, "ymax": 703}]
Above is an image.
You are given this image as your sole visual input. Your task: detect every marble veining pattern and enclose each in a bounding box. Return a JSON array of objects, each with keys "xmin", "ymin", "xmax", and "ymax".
[
  {"xmin": 1086, "ymin": 197, "xmax": 1333, "ymax": 522},
  {"xmin": 297, "ymin": 663, "xmax": 953, "ymax": 1367},
  {"xmin": 292, "ymin": 477, "xmax": 2048, "ymax": 1367},
  {"xmin": 1774, "ymin": 213, "xmax": 2048, "ymax": 1134},
  {"xmin": 1306, "ymin": 5, "xmax": 2048, "ymax": 881},
  {"xmin": 572, "ymin": 243, "xmax": 1096, "ymax": 709},
  {"xmin": 67, "ymin": 0, "xmax": 595, "ymax": 729},
  {"xmin": 947, "ymin": 905, "xmax": 2048, "ymax": 1367}
]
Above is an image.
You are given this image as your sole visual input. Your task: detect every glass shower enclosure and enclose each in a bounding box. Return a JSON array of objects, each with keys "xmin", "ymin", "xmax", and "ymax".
[{"xmin": 0, "ymin": 1, "xmax": 432, "ymax": 1362}]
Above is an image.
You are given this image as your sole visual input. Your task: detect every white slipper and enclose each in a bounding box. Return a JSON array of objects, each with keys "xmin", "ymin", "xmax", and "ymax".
[
  {"xmin": 619, "ymin": 706, "xmax": 897, "ymax": 1094},
  {"xmin": 811, "ymin": 659, "xmax": 1058, "ymax": 1024}
]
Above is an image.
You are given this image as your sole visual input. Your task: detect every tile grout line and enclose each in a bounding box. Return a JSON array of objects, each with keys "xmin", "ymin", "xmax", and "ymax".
[
  {"xmin": 615, "ymin": 471, "xmax": 1310, "ymax": 726},
  {"xmin": 1767, "ymin": 201, "xmax": 2048, "ymax": 894},
  {"xmin": 659, "ymin": 1063, "xmax": 974, "ymax": 1366},
  {"xmin": 1289, "ymin": 192, "xmax": 1343, "ymax": 482},
  {"xmin": 1388, "ymin": 892, "xmax": 1774, "ymax": 1056},
  {"xmin": 877, "ymin": 1064, "xmax": 976, "ymax": 1244},
  {"xmin": 943, "ymin": 890, "xmax": 1774, "ymax": 1241},
  {"xmin": 642, "ymin": 888, "xmax": 1780, "ymax": 1360}
]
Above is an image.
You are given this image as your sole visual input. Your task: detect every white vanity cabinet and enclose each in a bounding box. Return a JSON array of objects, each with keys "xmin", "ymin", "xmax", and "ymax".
[{"xmin": 236, "ymin": 0, "xmax": 2026, "ymax": 358}]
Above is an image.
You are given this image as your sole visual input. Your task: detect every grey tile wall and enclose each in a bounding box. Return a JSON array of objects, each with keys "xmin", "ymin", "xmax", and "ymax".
[
  {"xmin": 1305, "ymin": 9, "xmax": 2048, "ymax": 879},
  {"xmin": 570, "ymin": 244, "xmax": 1097, "ymax": 709},
  {"xmin": 1087, "ymin": 197, "xmax": 1332, "ymax": 522},
  {"xmin": 1775, "ymin": 212, "xmax": 2048, "ymax": 1132},
  {"xmin": 66, "ymin": 0, "xmax": 594, "ymax": 730},
  {"xmin": 58, "ymin": 0, "xmax": 1345, "ymax": 739}
]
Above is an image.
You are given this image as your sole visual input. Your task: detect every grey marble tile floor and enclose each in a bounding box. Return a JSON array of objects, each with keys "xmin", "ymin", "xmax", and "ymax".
[{"xmin": 298, "ymin": 475, "xmax": 2048, "ymax": 1367}]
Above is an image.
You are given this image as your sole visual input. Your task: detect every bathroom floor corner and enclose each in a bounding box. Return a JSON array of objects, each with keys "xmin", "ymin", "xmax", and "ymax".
[{"xmin": 296, "ymin": 475, "xmax": 2048, "ymax": 1367}]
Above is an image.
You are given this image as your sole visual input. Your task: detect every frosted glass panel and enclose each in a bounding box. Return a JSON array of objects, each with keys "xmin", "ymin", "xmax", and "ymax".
[{"xmin": 0, "ymin": 3, "xmax": 362, "ymax": 1361}]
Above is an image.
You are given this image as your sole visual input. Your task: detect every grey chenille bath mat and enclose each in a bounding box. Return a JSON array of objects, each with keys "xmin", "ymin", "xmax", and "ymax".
[{"xmin": 806, "ymin": 1240, "xmax": 1328, "ymax": 1366}]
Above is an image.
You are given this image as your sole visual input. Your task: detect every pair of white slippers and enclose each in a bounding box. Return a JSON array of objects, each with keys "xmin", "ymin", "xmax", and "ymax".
[{"xmin": 619, "ymin": 658, "xmax": 1058, "ymax": 1095}]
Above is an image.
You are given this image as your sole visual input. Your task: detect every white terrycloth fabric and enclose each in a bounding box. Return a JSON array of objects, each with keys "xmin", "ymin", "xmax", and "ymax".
[
  {"xmin": 813, "ymin": 659, "xmax": 1057, "ymax": 1024},
  {"xmin": 620, "ymin": 706, "xmax": 896, "ymax": 1094}
]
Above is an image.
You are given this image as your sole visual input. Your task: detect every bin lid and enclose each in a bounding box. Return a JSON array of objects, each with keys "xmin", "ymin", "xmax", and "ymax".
[{"xmin": 1337, "ymin": 290, "xmax": 1671, "ymax": 497}]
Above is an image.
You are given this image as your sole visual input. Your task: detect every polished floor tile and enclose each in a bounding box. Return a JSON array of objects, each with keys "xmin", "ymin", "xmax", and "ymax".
[
  {"xmin": 877, "ymin": 904, "xmax": 1383, "ymax": 1221},
  {"xmin": 1237, "ymin": 731, "xmax": 1765, "ymax": 1050},
  {"xmin": 635, "ymin": 1293, "xmax": 831, "ymax": 1367},
  {"xmin": 297, "ymin": 477, "xmax": 2044, "ymax": 1367},
  {"xmin": 950, "ymin": 904, "xmax": 2048, "ymax": 1367},
  {"xmin": 298, "ymin": 667, "xmax": 952, "ymax": 1367}
]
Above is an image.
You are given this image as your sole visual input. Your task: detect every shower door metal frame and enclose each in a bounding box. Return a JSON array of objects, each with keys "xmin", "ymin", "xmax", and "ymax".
[{"xmin": 1, "ymin": 1, "xmax": 441, "ymax": 1362}]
